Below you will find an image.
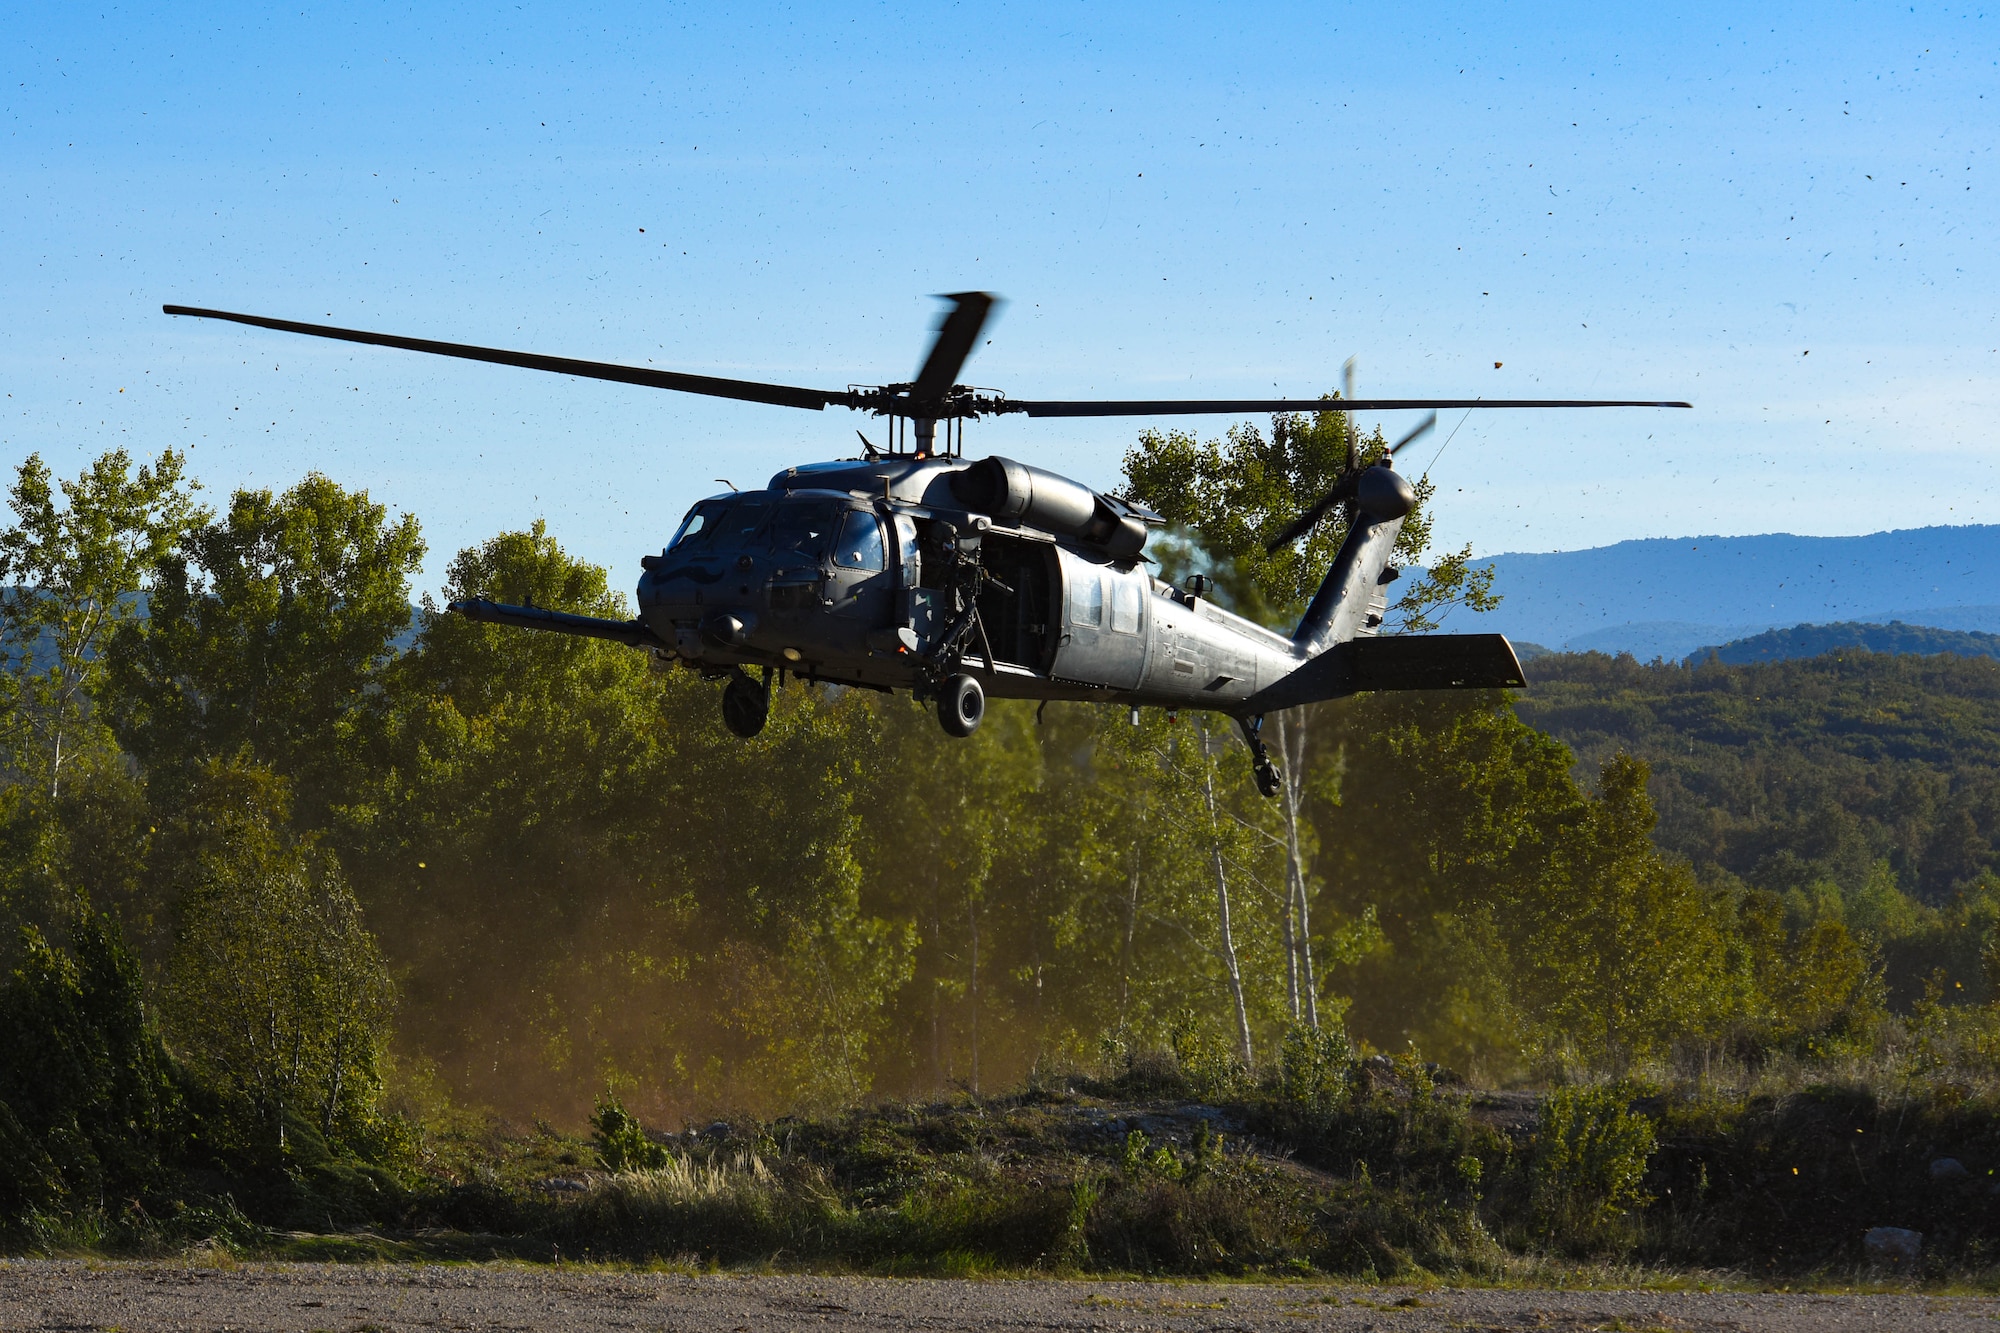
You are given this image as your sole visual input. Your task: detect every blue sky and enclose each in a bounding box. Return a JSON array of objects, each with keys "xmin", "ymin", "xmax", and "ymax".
[{"xmin": 2, "ymin": 1, "xmax": 1993, "ymax": 591}]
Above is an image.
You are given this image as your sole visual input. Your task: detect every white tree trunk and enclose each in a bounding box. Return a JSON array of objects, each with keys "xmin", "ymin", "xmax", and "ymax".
[
  {"xmin": 1200, "ymin": 729, "xmax": 1255, "ymax": 1070},
  {"xmin": 967, "ymin": 893, "xmax": 981, "ymax": 1094},
  {"xmin": 1276, "ymin": 709, "xmax": 1319, "ymax": 1026},
  {"xmin": 1119, "ymin": 857, "xmax": 1141, "ymax": 1027}
]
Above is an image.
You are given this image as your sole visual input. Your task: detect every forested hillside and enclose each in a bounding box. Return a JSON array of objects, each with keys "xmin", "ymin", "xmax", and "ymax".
[
  {"xmin": 7, "ymin": 426, "xmax": 2000, "ymax": 1265},
  {"xmin": 1691, "ymin": 620, "xmax": 2000, "ymax": 665},
  {"xmin": 1521, "ymin": 649, "xmax": 2000, "ymax": 1006}
]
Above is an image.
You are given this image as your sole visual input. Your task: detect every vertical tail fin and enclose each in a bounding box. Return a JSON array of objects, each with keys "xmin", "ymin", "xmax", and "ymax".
[
  {"xmin": 1244, "ymin": 458, "xmax": 1521, "ymax": 716},
  {"xmin": 1291, "ymin": 464, "xmax": 1416, "ymax": 657}
]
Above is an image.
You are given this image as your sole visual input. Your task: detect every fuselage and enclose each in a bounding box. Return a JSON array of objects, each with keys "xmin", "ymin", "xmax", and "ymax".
[{"xmin": 636, "ymin": 456, "xmax": 1320, "ymax": 712}]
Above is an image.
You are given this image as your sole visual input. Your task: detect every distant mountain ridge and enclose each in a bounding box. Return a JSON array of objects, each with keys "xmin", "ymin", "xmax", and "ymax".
[
  {"xmin": 1469, "ymin": 525, "xmax": 2000, "ymax": 660},
  {"xmin": 1684, "ymin": 621, "xmax": 2000, "ymax": 666}
]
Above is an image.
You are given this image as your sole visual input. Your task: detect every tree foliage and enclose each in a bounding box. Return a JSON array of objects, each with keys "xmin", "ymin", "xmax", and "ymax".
[
  {"xmin": 0, "ymin": 450, "xmax": 201, "ymax": 799},
  {"xmin": 0, "ymin": 913, "xmax": 183, "ymax": 1218},
  {"xmin": 0, "ymin": 444, "xmax": 1992, "ymax": 1163},
  {"xmin": 1522, "ymin": 649, "xmax": 2000, "ymax": 1014},
  {"xmin": 160, "ymin": 761, "xmax": 393, "ymax": 1147},
  {"xmin": 108, "ymin": 472, "xmax": 423, "ymax": 824}
]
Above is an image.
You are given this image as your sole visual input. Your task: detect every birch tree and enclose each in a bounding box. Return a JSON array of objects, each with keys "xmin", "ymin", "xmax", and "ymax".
[
  {"xmin": 0, "ymin": 450, "xmax": 200, "ymax": 797},
  {"xmin": 1120, "ymin": 402, "xmax": 1494, "ymax": 1027}
]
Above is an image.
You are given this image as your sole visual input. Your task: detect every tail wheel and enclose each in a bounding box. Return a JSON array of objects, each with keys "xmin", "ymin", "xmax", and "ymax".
[
  {"xmin": 937, "ymin": 673, "xmax": 985, "ymax": 738},
  {"xmin": 721, "ymin": 669, "xmax": 770, "ymax": 738}
]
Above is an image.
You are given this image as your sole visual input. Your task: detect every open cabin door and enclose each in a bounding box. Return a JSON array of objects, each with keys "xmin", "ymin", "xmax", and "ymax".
[{"xmin": 974, "ymin": 533, "xmax": 1058, "ymax": 672}]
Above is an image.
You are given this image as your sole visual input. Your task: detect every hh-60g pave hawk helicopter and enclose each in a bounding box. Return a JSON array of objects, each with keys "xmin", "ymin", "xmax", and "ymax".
[{"xmin": 163, "ymin": 294, "xmax": 1687, "ymax": 797}]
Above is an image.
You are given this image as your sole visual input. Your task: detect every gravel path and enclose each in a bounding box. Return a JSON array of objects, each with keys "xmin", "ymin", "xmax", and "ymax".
[{"xmin": 0, "ymin": 1262, "xmax": 1993, "ymax": 1332}]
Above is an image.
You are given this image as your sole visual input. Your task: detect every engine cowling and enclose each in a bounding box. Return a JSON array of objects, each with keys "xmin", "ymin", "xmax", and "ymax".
[{"xmin": 949, "ymin": 456, "xmax": 1148, "ymax": 559}]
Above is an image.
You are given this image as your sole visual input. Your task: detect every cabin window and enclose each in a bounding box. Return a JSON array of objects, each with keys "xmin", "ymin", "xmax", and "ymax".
[
  {"xmin": 1075, "ymin": 572, "xmax": 1104, "ymax": 627},
  {"xmin": 763, "ymin": 499, "xmax": 839, "ymax": 560},
  {"xmin": 833, "ymin": 511, "xmax": 887, "ymax": 571},
  {"xmin": 1110, "ymin": 580, "xmax": 1142, "ymax": 634}
]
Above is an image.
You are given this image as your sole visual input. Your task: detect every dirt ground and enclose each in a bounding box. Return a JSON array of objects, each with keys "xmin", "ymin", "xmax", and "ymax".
[{"xmin": 0, "ymin": 1262, "xmax": 1994, "ymax": 1332}]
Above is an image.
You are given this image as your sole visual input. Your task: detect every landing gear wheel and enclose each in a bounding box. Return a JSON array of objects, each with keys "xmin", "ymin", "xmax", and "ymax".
[
  {"xmin": 1239, "ymin": 714, "xmax": 1282, "ymax": 798},
  {"xmin": 937, "ymin": 673, "xmax": 985, "ymax": 738},
  {"xmin": 721, "ymin": 669, "xmax": 770, "ymax": 738}
]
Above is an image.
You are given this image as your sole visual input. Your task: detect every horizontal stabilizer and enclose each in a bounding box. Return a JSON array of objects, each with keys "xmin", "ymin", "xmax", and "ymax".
[
  {"xmin": 1241, "ymin": 633, "xmax": 1527, "ymax": 714},
  {"xmin": 449, "ymin": 597, "xmax": 662, "ymax": 648}
]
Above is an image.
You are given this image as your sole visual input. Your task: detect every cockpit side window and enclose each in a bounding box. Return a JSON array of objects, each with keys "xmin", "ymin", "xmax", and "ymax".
[
  {"xmin": 668, "ymin": 498, "xmax": 732, "ymax": 550},
  {"xmin": 833, "ymin": 510, "xmax": 887, "ymax": 571},
  {"xmin": 763, "ymin": 499, "xmax": 839, "ymax": 560}
]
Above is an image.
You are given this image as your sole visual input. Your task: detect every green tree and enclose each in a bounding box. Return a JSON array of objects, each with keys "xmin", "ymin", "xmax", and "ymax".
[
  {"xmin": 1121, "ymin": 403, "xmax": 1495, "ymax": 1036},
  {"xmin": 1316, "ymin": 689, "xmax": 1582, "ymax": 1073},
  {"xmin": 1737, "ymin": 888, "xmax": 1879, "ymax": 1052},
  {"xmin": 366, "ymin": 524, "xmax": 912, "ymax": 1119},
  {"xmin": 0, "ymin": 449, "xmax": 201, "ymax": 798},
  {"xmin": 1514, "ymin": 756, "xmax": 1738, "ymax": 1070},
  {"xmin": 1085, "ymin": 710, "xmax": 1289, "ymax": 1069},
  {"xmin": 0, "ymin": 913, "xmax": 183, "ymax": 1219},
  {"xmin": 161, "ymin": 761, "xmax": 393, "ymax": 1147},
  {"xmin": 854, "ymin": 692, "xmax": 1043, "ymax": 1095},
  {"xmin": 107, "ymin": 473, "xmax": 422, "ymax": 824},
  {"xmin": 1315, "ymin": 689, "xmax": 1749, "ymax": 1075}
]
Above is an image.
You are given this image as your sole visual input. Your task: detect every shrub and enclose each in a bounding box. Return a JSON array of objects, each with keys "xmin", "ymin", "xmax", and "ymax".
[
  {"xmin": 1085, "ymin": 1166, "xmax": 1299, "ymax": 1274},
  {"xmin": 1529, "ymin": 1085, "xmax": 1656, "ymax": 1248},
  {"xmin": 553, "ymin": 1150, "xmax": 802, "ymax": 1261},
  {"xmin": 1310, "ymin": 1178, "xmax": 1498, "ymax": 1279},
  {"xmin": 0, "ymin": 915, "xmax": 184, "ymax": 1225},
  {"xmin": 1167, "ymin": 1009, "xmax": 1245, "ymax": 1101},
  {"xmin": 1276, "ymin": 1022, "xmax": 1353, "ymax": 1127},
  {"xmin": 589, "ymin": 1096, "xmax": 672, "ymax": 1173}
]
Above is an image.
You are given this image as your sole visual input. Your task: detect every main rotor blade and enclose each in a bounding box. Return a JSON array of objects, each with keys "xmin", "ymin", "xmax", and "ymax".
[
  {"xmin": 1388, "ymin": 411, "xmax": 1437, "ymax": 455},
  {"xmin": 1012, "ymin": 397, "xmax": 1689, "ymax": 417},
  {"xmin": 162, "ymin": 306, "xmax": 854, "ymax": 412},
  {"xmin": 911, "ymin": 292, "xmax": 998, "ymax": 402}
]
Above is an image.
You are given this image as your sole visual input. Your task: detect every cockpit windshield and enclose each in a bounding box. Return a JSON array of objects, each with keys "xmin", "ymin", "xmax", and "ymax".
[
  {"xmin": 762, "ymin": 498, "xmax": 840, "ymax": 561},
  {"xmin": 668, "ymin": 497, "xmax": 732, "ymax": 551},
  {"xmin": 716, "ymin": 494, "xmax": 773, "ymax": 547}
]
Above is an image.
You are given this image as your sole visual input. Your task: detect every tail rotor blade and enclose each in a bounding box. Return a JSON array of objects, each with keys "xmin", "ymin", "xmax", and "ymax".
[
  {"xmin": 1388, "ymin": 410, "xmax": 1437, "ymax": 456},
  {"xmin": 1266, "ymin": 412, "xmax": 1432, "ymax": 554},
  {"xmin": 1266, "ymin": 487, "xmax": 1346, "ymax": 554},
  {"xmin": 911, "ymin": 292, "xmax": 999, "ymax": 402}
]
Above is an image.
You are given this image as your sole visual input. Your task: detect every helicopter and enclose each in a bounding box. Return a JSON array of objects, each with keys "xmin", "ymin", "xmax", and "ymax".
[{"xmin": 162, "ymin": 294, "xmax": 1687, "ymax": 797}]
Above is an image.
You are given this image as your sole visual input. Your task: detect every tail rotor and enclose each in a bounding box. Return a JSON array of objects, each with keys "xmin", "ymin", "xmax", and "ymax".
[{"xmin": 1266, "ymin": 410, "xmax": 1435, "ymax": 554}]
